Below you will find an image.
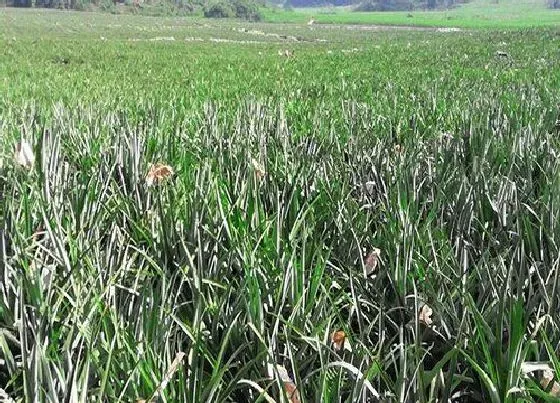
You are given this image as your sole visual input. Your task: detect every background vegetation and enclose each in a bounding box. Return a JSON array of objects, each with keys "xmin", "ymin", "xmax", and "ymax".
[
  {"xmin": 266, "ymin": 0, "xmax": 560, "ymax": 28},
  {"xmin": 1, "ymin": 7, "xmax": 560, "ymax": 403},
  {"xmin": 2, "ymin": 0, "xmax": 559, "ymax": 19}
]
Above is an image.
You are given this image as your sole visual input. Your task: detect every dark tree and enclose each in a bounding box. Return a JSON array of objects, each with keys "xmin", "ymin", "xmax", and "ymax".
[{"xmin": 12, "ymin": 0, "xmax": 32, "ymax": 6}]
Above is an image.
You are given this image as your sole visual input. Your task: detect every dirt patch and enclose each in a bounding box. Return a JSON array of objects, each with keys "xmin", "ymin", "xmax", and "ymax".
[
  {"xmin": 233, "ymin": 27, "xmax": 314, "ymax": 42},
  {"xmin": 316, "ymin": 24, "xmax": 461, "ymax": 32}
]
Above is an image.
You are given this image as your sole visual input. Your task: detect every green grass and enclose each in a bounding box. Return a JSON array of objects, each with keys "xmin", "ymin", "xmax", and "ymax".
[
  {"xmin": 1, "ymin": 7, "xmax": 560, "ymax": 403},
  {"xmin": 264, "ymin": 0, "xmax": 560, "ymax": 28}
]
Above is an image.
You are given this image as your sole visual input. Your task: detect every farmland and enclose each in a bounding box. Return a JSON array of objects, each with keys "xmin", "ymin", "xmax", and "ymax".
[
  {"xmin": 265, "ymin": 0, "xmax": 560, "ymax": 28},
  {"xmin": 1, "ymin": 7, "xmax": 560, "ymax": 402}
]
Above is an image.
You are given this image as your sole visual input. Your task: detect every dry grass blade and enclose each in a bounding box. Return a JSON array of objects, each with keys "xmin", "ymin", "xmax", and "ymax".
[
  {"xmin": 147, "ymin": 352, "xmax": 185, "ymax": 402},
  {"xmin": 13, "ymin": 139, "xmax": 34, "ymax": 169},
  {"xmin": 237, "ymin": 380, "xmax": 276, "ymax": 403},
  {"xmin": 520, "ymin": 362, "xmax": 553, "ymax": 375},
  {"xmin": 324, "ymin": 361, "xmax": 380, "ymax": 398},
  {"xmin": 251, "ymin": 158, "xmax": 266, "ymax": 179},
  {"xmin": 267, "ymin": 364, "xmax": 301, "ymax": 403},
  {"xmin": 278, "ymin": 49, "xmax": 293, "ymax": 58},
  {"xmin": 0, "ymin": 387, "xmax": 16, "ymax": 403}
]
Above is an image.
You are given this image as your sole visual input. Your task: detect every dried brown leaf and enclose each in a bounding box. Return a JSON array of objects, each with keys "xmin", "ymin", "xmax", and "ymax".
[
  {"xmin": 541, "ymin": 370, "xmax": 560, "ymax": 397},
  {"xmin": 284, "ymin": 380, "xmax": 301, "ymax": 403},
  {"xmin": 278, "ymin": 49, "xmax": 294, "ymax": 58},
  {"xmin": 331, "ymin": 330, "xmax": 345, "ymax": 351},
  {"xmin": 268, "ymin": 364, "xmax": 301, "ymax": 403},
  {"xmin": 364, "ymin": 248, "xmax": 381, "ymax": 277},
  {"xmin": 331, "ymin": 330, "xmax": 352, "ymax": 352},
  {"xmin": 419, "ymin": 303, "xmax": 433, "ymax": 327},
  {"xmin": 146, "ymin": 163, "xmax": 174, "ymax": 186}
]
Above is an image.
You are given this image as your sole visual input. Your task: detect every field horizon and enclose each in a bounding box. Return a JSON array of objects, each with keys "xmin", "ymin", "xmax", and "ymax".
[{"xmin": 2, "ymin": 0, "xmax": 560, "ymax": 28}]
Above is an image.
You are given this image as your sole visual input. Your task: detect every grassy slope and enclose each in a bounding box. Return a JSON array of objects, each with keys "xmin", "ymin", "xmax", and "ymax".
[{"xmin": 263, "ymin": 0, "xmax": 560, "ymax": 28}]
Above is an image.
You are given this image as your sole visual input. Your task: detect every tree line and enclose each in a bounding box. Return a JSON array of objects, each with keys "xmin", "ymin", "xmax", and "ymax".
[{"xmin": 3, "ymin": 0, "xmax": 558, "ymax": 13}]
